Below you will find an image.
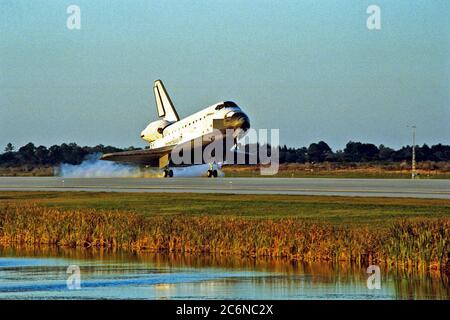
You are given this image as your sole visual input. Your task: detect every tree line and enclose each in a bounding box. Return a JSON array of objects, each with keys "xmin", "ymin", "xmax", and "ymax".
[
  {"xmin": 0, "ymin": 141, "xmax": 449, "ymax": 167},
  {"xmin": 274, "ymin": 141, "xmax": 450, "ymax": 163},
  {"xmin": 0, "ymin": 143, "xmax": 139, "ymax": 167}
]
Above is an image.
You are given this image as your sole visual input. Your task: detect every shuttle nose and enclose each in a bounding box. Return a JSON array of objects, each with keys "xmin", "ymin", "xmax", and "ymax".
[{"xmin": 225, "ymin": 112, "xmax": 250, "ymax": 131}]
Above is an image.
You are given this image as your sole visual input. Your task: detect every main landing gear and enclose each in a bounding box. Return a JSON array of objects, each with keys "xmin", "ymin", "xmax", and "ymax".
[
  {"xmin": 207, "ymin": 169, "xmax": 218, "ymax": 178},
  {"xmin": 206, "ymin": 163, "xmax": 218, "ymax": 178},
  {"xmin": 162, "ymin": 164, "xmax": 219, "ymax": 178},
  {"xmin": 163, "ymin": 168, "xmax": 173, "ymax": 178}
]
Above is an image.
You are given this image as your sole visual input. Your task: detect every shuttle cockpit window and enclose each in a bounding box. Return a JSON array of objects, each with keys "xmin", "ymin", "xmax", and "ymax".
[{"xmin": 215, "ymin": 104, "xmax": 225, "ymax": 110}]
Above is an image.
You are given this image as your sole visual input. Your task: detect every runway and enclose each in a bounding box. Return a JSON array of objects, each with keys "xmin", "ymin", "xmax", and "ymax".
[{"xmin": 0, "ymin": 177, "xmax": 449, "ymax": 198}]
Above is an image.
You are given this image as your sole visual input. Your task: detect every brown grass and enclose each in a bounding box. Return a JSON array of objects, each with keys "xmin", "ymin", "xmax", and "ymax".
[
  {"xmin": 223, "ymin": 162, "xmax": 450, "ymax": 178},
  {"xmin": 0, "ymin": 165, "xmax": 54, "ymax": 176},
  {"xmin": 0, "ymin": 204, "xmax": 448, "ymax": 273},
  {"xmin": 1, "ymin": 161, "xmax": 449, "ymax": 178}
]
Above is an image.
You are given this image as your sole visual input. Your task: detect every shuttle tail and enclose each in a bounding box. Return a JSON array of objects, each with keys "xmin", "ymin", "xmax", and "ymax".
[{"xmin": 153, "ymin": 80, "xmax": 180, "ymax": 122}]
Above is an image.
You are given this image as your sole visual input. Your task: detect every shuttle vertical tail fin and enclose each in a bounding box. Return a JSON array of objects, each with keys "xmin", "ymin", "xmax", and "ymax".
[{"xmin": 153, "ymin": 80, "xmax": 180, "ymax": 122}]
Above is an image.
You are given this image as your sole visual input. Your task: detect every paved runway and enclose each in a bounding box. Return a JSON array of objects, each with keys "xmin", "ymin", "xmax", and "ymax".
[{"xmin": 0, "ymin": 177, "xmax": 449, "ymax": 198}]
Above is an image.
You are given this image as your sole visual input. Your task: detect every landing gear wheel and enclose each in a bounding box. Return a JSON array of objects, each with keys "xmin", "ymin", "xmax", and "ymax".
[
  {"xmin": 163, "ymin": 169, "xmax": 174, "ymax": 178},
  {"xmin": 212, "ymin": 169, "xmax": 218, "ymax": 178},
  {"xmin": 207, "ymin": 170, "xmax": 213, "ymax": 178}
]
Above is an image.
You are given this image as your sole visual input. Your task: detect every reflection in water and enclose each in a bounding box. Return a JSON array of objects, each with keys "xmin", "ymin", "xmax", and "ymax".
[{"xmin": 0, "ymin": 246, "xmax": 448, "ymax": 300}]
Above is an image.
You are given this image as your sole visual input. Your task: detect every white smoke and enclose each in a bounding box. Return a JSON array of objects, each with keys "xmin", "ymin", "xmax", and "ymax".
[
  {"xmin": 171, "ymin": 163, "xmax": 224, "ymax": 177},
  {"xmin": 58, "ymin": 153, "xmax": 143, "ymax": 178},
  {"xmin": 58, "ymin": 153, "xmax": 223, "ymax": 178}
]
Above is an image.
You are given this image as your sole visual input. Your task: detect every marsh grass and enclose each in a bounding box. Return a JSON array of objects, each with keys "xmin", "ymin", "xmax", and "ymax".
[{"xmin": 0, "ymin": 204, "xmax": 448, "ymax": 272}]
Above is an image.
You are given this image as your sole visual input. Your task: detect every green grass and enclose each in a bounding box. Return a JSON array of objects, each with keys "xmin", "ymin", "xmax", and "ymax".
[{"xmin": 1, "ymin": 191, "xmax": 449, "ymax": 227}]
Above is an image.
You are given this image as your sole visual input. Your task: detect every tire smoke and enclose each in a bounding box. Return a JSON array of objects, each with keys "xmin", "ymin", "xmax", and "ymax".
[{"xmin": 58, "ymin": 154, "xmax": 223, "ymax": 178}]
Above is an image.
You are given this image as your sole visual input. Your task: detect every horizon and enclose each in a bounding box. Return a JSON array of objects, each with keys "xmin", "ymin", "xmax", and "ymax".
[{"xmin": 3, "ymin": 139, "xmax": 449, "ymax": 154}]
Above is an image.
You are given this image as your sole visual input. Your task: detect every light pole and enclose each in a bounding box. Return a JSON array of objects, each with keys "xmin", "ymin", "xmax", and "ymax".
[{"xmin": 408, "ymin": 125, "xmax": 416, "ymax": 179}]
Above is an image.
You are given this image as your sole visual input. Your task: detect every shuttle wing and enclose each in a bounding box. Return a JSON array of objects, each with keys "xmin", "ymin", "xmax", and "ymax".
[
  {"xmin": 100, "ymin": 145, "xmax": 174, "ymax": 167},
  {"xmin": 101, "ymin": 131, "xmax": 255, "ymax": 169},
  {"xmin": 100, "ymin": 138, "xmax": 211, "ymax": 168}
]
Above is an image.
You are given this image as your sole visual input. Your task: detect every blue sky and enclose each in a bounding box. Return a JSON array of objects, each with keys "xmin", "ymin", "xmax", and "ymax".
[{"xmin": 1, "ymin": 0, "xmax": 449, "ymax": 150}]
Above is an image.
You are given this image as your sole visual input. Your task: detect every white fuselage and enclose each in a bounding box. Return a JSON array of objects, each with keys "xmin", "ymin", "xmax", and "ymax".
[{"xmin": 141, "ymin": 102, "xmax": 249, "ymax": 150}]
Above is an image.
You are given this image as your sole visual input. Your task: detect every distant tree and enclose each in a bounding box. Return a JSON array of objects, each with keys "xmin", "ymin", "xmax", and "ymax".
[
  {"xmin": 295, "ymin": 147, "xmax": 308, "ymax": 163},
  {"xmin": 125, "ymin": 146, "xmax": 142, "ymax": 151},
  {"xmin": 344, "ymin": 141, "xmax": 379, "ymax": 162},
  {"xmin": 430, "ymin": 144, "xmax": 450, "ymax": 162},
  {"xmin": 324, "ymin": 151, "xmax": 338, "ymax": 162},
  {"xmin": 278, "ymin": 145, "xmax": 288, "ymax": 163},
  {"xmin": 4, "ymin": 143, "xmax": 14, "ymax": 152},
  {"xmin": 35, "ymin": 145, "xmax": 49, "ymax": 165},
  {"xmin": 17, "ymin": 142, "xmax": 37, "ymax": 164},
  {"xmin": 416, "ymin": 144, "xmax": 431, "ymax": 161},
  {"xmin": 307, "ymin": 141, "xmax": 332, "ymax": 162},
  {"xmin": 361, "ymin": 144, "xmax": 379, "ymax": 161},
  {"xmin": 285, "ymin": 148, "xmax": 297, "ymax": 163},
  {"xmin": 378, "ymin": 144, "xmax": 395, "ymax": 161},
  {"xmin": 88, "ymin": 144, "xmax": 122, "ymax": 155},
  {"xmin": 48, "ymin": 145, "xmax": 63, "ymax": 164},
  {"xmin": 334, "ymin": 150, "xmax": 345, "ymax": 162},
  {"xmin": 392, "ymin": 146, "xmax": 411, "ymax": 162}
]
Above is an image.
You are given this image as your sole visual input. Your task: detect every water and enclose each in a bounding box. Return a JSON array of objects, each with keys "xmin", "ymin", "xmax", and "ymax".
[{"xmin": 0, "ymin": 248, "xmax": 448, "ymax": 300}]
